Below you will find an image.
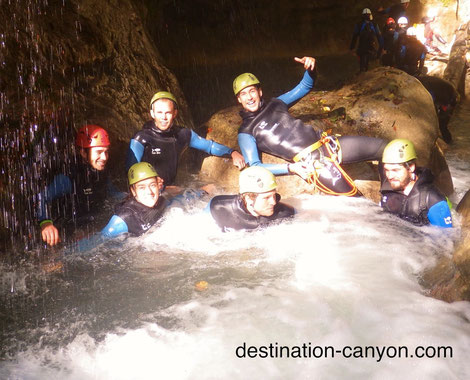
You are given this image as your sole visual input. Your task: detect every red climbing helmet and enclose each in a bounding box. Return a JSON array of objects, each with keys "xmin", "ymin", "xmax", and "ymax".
[
  {"xmin": 386, "ymin": 17, "xmax": 396, "ymax": 26},
  {"xmin": 76, "ymin": 125, "xmax": 110, "ymax": 148}
]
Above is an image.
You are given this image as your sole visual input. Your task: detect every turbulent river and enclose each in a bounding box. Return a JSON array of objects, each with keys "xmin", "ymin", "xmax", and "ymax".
[{"xmin": 1, "ymin": 101, "xmax": 470, "ymax": 379}]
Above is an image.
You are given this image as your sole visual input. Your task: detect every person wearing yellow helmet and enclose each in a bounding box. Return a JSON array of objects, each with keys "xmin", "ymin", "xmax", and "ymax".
[
  {"xmin": 233, "ymin": 56, "xmax": 387, "ymax": 196},
  {"xmin": 206, "ymin": 166, "xmax": 295, "ymax": 231},
  {"xmin": 126, "ymin": 90, "xmax": 245, "ymax": 194},
  {"xmin": 68, "ymin": 162, "xmax": 168, "ymax": 253},
  {"xmin": 37, "ymin": 125, "xmax": 125, "ymax": 247},
  {"xmin": 380, "ymin": 139, "xmax": 452, "ymax": 227}
]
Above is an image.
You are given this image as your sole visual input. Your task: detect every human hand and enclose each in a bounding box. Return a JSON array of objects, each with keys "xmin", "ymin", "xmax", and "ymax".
[
  {"xmin": 41, "ymin": 223, "xmax": 60, "ymax": 246},
  {"xmin": 294, "ymin": 56, "xmax": 316, "ymax": 71},
  {"xmin": 231, "ymin": 151, "xmax": 246, "ymax": 170},
  {"xmin": 288, "ymin": 162, "xmax": 311, "ymax": 181},
  {"xmin": 200, "ymin": 183, "xmax": 217, "ymax": 195},
  {"xmin": 165, "ymin": 185, "xmax": 184, "ymax": 197},
  {"xmin": 157, "ymin": 176, "xmax": 164, "ymax": 191}
]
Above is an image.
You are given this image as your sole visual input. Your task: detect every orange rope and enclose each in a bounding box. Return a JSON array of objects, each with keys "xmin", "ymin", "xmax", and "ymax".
[{"xmin": 302, "ymin": 134, "xmax": 358, "ymax": 196}]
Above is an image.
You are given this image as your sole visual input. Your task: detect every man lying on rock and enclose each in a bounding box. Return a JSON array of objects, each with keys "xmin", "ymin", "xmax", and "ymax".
[{"xmin": 232, "ymin": 56, "xmax": 387, "ymax": 196}]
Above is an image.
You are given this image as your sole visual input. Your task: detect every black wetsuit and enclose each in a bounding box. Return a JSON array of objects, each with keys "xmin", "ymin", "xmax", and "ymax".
[
  {"xmin": 397, "ymin": 36, "xmax": 427, "ymax": 76},
  {"xmin": 209, "ymin": 194, "xmax": 295, "ymax": 232},
  {"xmin": 114, "ymin": 197, "xmax": 167, "ymax": 236},
  {"xmin": 380, "ymin": 167, "xmax": 452, "ymax": 226},
  {"xmin": 130, "ymin": 121, "xmax": 192, "ymax": 185},
  {"xmin": 417, "ymin": 75, "xmax": 457, "ymax": 143},
  {"xmin": 38, "ymin": 158, "xmax": 110, "ymax": 232},
  {"xmin": 350, "ymin": 19, "xmax": 383, "ymax": 72},
  {"xmin": 239, "ymin": 98, "xmax": 387, "ymax": 194}
]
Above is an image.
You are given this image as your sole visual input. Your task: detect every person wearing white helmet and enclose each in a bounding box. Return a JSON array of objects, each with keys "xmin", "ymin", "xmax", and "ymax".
[
  {"xmin": 396, "ymin": 26, "xmax": 427, "ymax": 75},
  {"xmin": 350, "ymin": 8, "xmax": 384, "ymax": 72},
  {"xmin": 127, "ymin": 91, "xmax": 245, "ymax": 195},
  {"xmin": 380, "ymin": 139, "xmax": 452, "ymax": 227},
  {"xmin": 207, "ymin": 166, "xmax": 295, "ymax": 231}
]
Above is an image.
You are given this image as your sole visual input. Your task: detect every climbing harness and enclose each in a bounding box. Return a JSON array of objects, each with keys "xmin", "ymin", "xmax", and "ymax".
[{"xmin": 292, "ymin": 132, "xmax": 358, "ymax": 196}]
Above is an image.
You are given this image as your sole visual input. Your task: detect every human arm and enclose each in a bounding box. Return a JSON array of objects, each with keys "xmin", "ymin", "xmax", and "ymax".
[
  {"xmin": 66, "ymin": 215, "xmax": 128, "ymax": 254},
  {"xmin": 277, "ymin": 57, "xmax": 317, "ymax": 107},
  {"xmin": 427, "ymin": 200, "xmax": 452, "ymax": 228},
  {"xmin": 237, "ymin": 133, "xmax": 308, "ymax": 178},
  {"xmin": 37, "ymin": 174, "xmax": 73, "ymax": 246},
  {"xmin": 189, "ymin": 130, "xmax": 245, "ymax": 169},
  {"xmin": 350, "ymin": 23, "xmax": 360, "ymax": 51},
  {"xmin": 126, "ymin": 138, "xmax": 144, "ymax": 171}
]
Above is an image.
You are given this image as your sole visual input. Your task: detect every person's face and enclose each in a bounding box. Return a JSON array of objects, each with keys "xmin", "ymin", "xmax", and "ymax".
[
  {"xmin": 383, "ymin": 163, "xmax": 414, "ymax": 191},
  {"xmin": 131, "ymin": 177, "xmax": 160, "ymax": 208},
  {"xmin": 237, "ymin": 85, "xmax": 263, "ymax": 113},
  {"xmin": 150, "ymin": 99, "xmax": 177, "ymax": 131},
  {"xmin": 250, "ymin": 190, "xmax": 277, "ymax": 217},
  {"xmin": 85, "ymin": 147, "xmax": 109, "ymax": 171}
]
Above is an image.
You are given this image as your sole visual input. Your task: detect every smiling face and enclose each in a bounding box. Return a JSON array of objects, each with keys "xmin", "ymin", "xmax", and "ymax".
[
  {"xmin": 237, "ymin": 85, "xmax": 263, "ymax": 113},
  {"xmin": 82, "ymin": 147, "xmax": 109, "ymax": 171},
  {"xmin": 383, "ymin": 163, "xmax": 415, "ymax": 191},
  {"xmin": 150, "ymin": 98, "xmax": 178, "ymax": 131},
  {"xmin": 130, "ymin": 177, "xmax": 160, "ymax": 208}
]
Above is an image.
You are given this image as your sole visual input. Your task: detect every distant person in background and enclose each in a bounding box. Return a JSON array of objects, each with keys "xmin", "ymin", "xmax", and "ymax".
[
  {"xmin": 417, "ymin": 75, "xmax": 457, "ymax": 144},
  {"xmin": 396, "ymin": 27, "xmax": 427, "ymax": 76},
  {"xmin": 350, "ymin": 8, "xmax": 384, "ymax": 72},
  {"xmin": 37, "ymin": 125, "xmax": 124, "ymax": 247},
  {"xmin": 422, "ymin": 11, "xmax": 447, "ymax": 55},
  {"xmin": 380, "ymin": 139, "xmax": 452, "ymax": 227},
  {"xmin": 382, "ymin": 17, "xmax": 399, "ymax": 66},
  {"xmin": 378, "ymin": 0, "xmax": 410, "ymax": 24},
  {"xmin": 207, "ymin": 166, "xmax": 295, "ymax": 232}
]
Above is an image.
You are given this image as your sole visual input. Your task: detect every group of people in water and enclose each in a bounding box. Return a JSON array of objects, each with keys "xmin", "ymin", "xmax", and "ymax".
[
  {"xmin": 36, "ymin": 49, "xmax": 453, "ymax": 252},
  {"xmin": 350, "ymin": 0, "xmax": 447, "ymax": 75}
]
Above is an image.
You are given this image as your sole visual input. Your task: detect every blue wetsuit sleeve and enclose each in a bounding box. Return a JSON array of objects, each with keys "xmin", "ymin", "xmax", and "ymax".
[
  {"xmin": 204, "ymin": 199, "xmax": 213, "ymax": 214},
  {"xmin": 350, "ymin": 24, "xmax": 360, "ymax": 50},
  {"xmin": 277, "ymin": 70, "xmax": 315, "ymax": 108},
  {"xmin": 65, "ymin": 215, "xmax": 128, "ymax": 254},
  {"xmin": 189, "ymin": 130, "xmax": 233, "ymax": 156},
  {"xmin": 427, "ymin": 201, "xmax": 453, "ymax": 228},
  {"xmin": 37, "ymin": 174, "xmax": 73, "ymax": 222},
  {"xmin": 126, "ymin": 139, "xmax": 145, "ymax": 170},
  {"xmin": 101, "ymin": 215, "xmax": 129, "ymax": 238},
  {"xmin": 238, "ymin": 133, "xmax": 289, "ymax": 175}
]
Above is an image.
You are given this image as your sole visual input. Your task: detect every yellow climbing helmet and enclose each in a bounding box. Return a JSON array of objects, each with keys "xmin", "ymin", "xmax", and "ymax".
[
  {"xmin": 149, "ymin": 91, "xmax": 177, "ymax": 107},
  {"xmin": 239, "ymin": 166, "xmax": 277, "ymax": 194},
  {"xmin": 382, "ymin": 139, "xmax": 417, "ymax": 164},
  {"xmin": 233, "ymin": 73, "xmax": 260, "ymax": 96},
  {"xmin": 128, "ymin": 162, "xmax": 159, "ymax": 186}
]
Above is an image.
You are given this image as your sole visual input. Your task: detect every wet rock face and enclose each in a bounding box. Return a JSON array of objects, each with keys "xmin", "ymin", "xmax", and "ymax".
[
  {"xmin": 200, "ymin": 67, "xmax": 453, "ymax": 198},
  {"xmin": 0, "ymin": 0, "xmax": 193, "ymax": 141}
]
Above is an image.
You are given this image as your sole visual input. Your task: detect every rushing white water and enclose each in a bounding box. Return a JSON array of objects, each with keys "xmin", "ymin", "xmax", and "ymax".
[
  {"xmin": 1, "ymin": 187, "xmax": 469, "ymax": 379},
  {"xmin": 2, "ymin": 108, "xmax": 470, "ymax": 380}
]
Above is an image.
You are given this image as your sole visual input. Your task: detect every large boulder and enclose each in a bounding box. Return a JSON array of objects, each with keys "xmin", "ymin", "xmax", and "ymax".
[{"xmin": 199, "ymin": 67, "xmax": 453, "ymax": 199}]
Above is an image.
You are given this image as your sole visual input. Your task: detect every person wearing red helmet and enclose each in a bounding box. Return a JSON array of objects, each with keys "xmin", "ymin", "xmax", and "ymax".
[{"xmin": 37, "ymin": 125, "xmax": 124, "ymax": 247}]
